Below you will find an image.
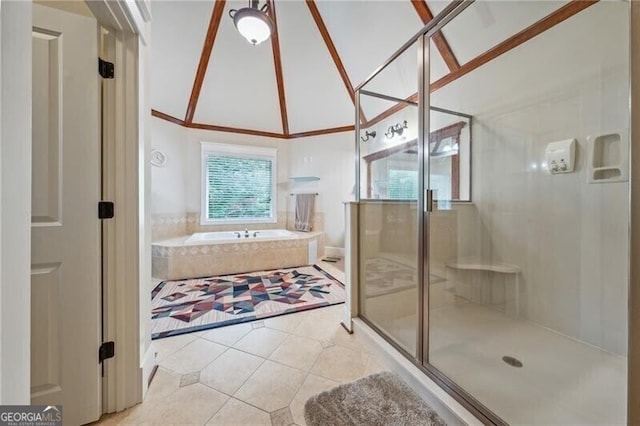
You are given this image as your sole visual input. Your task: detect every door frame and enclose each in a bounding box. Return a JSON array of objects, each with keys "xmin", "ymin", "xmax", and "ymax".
[
  {"xmin": 87, "ymin": 0, "xmax": 154, "ymax": 413},
  {"xmin": 628, "ymin": 2, "xmax": 640, "ymax": 423},
  {"xmin": 0, "ymin": 0, "xmax": 153, "ymax": 414},
  {"xmin": 0, "ymin": 1, "xmax": 33, "ymax": 404}
]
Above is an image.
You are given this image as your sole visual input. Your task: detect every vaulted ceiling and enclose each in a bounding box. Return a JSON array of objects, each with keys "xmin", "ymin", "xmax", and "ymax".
[{"xmin": 150, "ymin": 0, "xmax": 596, "ymax": 139}]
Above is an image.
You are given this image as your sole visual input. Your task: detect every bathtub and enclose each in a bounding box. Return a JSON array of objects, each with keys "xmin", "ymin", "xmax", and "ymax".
[
  {"xmin": 152, "ymin": 229, "xmax": 324, "ymax": 280},
  {"xmin": 186, "ymin": 229, "xmax": 296, "ymax": 244}
]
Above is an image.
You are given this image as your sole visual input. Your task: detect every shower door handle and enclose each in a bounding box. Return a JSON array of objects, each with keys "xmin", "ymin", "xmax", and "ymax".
[{"xmin": 425, "ymin": 189, "xmax": 434, "ymax": 213}]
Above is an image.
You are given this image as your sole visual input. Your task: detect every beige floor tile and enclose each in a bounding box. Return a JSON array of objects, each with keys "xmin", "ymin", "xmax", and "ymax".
[
  {"xmin": 90, "ymin": 413, "xmax": 120, "ymax": 425},
  {"xmin": 269, "ymin": 334, "xmax": 323, "ymax": 371},
  {"xmin": 270, "ymin": 407, "xmax": 294, "ymax": 426},
  {"xmin": 264, "ymin": 313, "xmax": 301, "ymax": 333},
  {"xmin": 180, "ymin": 371, "xmax": 200, "ymax": 387},
  {"xmin": 330, "ymin": 327, "xmax": 368, "ymax": 354},
  {"xmin": 289, "ymin": 374, "xmax": 340, "ymax": 426},
  {"xmin": 206, "ymin": 398, "xmax": 271, "ymax": 426},
  {"xmin": 310, "ymin": 345, "xmax": 369, "ymax": 383},
  {"xmin": 200, "ymin": 348, "xmax": 265, "ymax": 395},
  {"xmin": 200, "ymin": 322, "xmax": 252, "ymax": 346},
  {"xmin": 234, "ymin": 360, "xmax": 306, "ymax": 412},
  {"xmin": 109, "ymin": 399, "xmax": 167, "ymax": 425},
  {"xmin": 291, "ymin": 307, "xmax": 344, "ymax": 342},
  {"xmin": 145, "ymin": 367, "xmax": 181, "ymax": 401},
  {"xmin": 363, "ymin": 355, "xmax": 389, "ymax": 376},
  {"xmin": 159, "ymin": 338, "xmax": 227, "ymax": 374},
  {"xmin": 155, "ymin": 383, "xmax": 228, "ymax": 424},
  {"xmin": 104, "ymin": 368, "xmax": 180, "ymax": 424},
  {"xmin": 233, "ymin": 327, "xmax": 288, "ymax": 358},
  {"xmin": 152, "ymin": 333, "xmax": 199, "ymax": 363}
]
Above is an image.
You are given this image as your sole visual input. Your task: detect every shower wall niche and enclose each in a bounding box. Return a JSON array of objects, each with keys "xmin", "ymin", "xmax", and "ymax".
[{"xmin": 588, "ymin": 130, "xmax": 629, "ymax": 183}]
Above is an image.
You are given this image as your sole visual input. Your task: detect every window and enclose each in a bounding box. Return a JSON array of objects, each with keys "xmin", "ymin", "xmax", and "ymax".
[
  {"xmin": 201, "ymin": 142, "xmax": 277, "ymax": 224},
  {"xmin": 387, "ymin": 169, "xmax": 418, "ymax": 200},
  {"xmin": 361, "ymin": 114, "xmax": 470, "ymax": 201}
]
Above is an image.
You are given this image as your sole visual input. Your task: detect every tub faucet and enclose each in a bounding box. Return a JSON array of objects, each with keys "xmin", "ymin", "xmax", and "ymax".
[
  {"xmin": 244, "ymin": 228, "xmax": 249, "ymax": 238},
  {"xmin": 253, "ymin": 231, "xmax": 260, "ymax": 237},
  {"xmin": 233, "ymin": 231, "xmax": 241, "ymax": 239}
]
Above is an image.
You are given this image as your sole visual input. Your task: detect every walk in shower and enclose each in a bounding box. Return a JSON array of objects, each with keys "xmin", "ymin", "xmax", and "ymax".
[{"xmin": 355, "ymin": 1, "xmax": 630, "ymax": 424}]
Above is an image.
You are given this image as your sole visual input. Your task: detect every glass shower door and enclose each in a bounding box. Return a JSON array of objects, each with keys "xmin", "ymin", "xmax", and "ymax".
[
  {"xmin": 357, "ymin": 40, "xmax": 422, "ymax": 357},
  {"xmin": 425, "ymin": 2, "xmax": 630, "ymax": 424}
]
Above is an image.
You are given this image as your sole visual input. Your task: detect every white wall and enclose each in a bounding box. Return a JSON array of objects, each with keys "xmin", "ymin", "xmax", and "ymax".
[
  {"xmin": 0, "ymin": 0, "xmax": 32, "ymax": 404},
  {"xmin": 150, "ymin": 117, "xmax": 290, "ymax": 223},
  {"xmin": 150, "ymin": 117, "xmax": 356, "ymax": 248},
  {"xmin": 150, "ymin": 118, "xmax": 188, "ymax": 214},
  {"xmin": 434, "ymin": 1, "xmax": 630, "ymax": 355},
  {"xmin": 138, "ymin": 17, "xmax": 153, "ymax": 397},
  {"xmin": 288, "ymin": 132, "xmax": 355, "ymax": 248},
  {"xmin": 471, "ymin": 73, "xmax": 629, "ymax": 355}
]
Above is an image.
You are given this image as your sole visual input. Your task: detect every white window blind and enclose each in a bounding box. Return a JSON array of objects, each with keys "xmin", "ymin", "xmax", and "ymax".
[
  {"xmin": 201, "ymin": 142, "xmax": 277, "ymax": 224},
  {"xmin": 387, "ymin": 169, "xmax": 418, "ymax": 200}
]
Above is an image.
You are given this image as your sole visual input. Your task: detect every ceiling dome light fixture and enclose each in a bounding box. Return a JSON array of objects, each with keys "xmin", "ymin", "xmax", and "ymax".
[{"xmin": 229, "ymin": 0, "xmax": 274, "ymax": 46}]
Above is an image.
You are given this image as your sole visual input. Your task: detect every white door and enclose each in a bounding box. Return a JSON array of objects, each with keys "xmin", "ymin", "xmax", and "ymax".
[{"xmin": 31, "ymin": 5, "xmax": 101, "ymax": 425}]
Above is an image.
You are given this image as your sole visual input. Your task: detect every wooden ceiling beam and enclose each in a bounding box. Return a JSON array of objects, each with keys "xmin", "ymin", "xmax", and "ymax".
[
  {"xmin": 432, "ymin": 32, "xmax": 460, "ymax": 72},
  {"xmin": 411, "ymin": 0, "xmax": 460, "ymax": 71},
  {"xmin": 189, "ymin": 122, "xmax": 288, "ymax": 139},
  {"xmin": 152, "ymin": 109, "xmax": 355, "ymax": 139},
  {"xmin": 364, "ymin": 93, "xmax": 418, "ymax": 128},
  {"xmin": 267, "ymin": 0, "xmax": 290, "ymax": 135},
  {"xmin": 288, "ymin": 125, "xmax": 355, "ymax": 139},
  {"xmin": 152, "ymin": 109, "xmax": 187, "ymax": 126},
  {"xmin": 184, "ymin": 0, "xmax": 226, "ymax": 124},
  {"xmin": 367, "ymin": 0, "xmax": 598, "ymax": 127}
]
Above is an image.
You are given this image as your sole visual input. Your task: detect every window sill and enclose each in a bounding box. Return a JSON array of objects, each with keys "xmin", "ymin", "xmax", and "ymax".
[{"xmin": 199, "ymin": 217, "xmax": 278, "ymax": 226}]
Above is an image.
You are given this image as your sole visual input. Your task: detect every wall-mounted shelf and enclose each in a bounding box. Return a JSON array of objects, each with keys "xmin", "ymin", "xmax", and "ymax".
[
  {"xmin": 587, "ymin": 130, "xmax": 628, "ymax": 183},
  {"xmin": 290, "ymin": 176, "xmax": 320, "ymax": 182}
]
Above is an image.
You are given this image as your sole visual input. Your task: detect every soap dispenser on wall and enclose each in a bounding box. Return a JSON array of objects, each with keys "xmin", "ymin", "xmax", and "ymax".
[{"xmin": 545, "ymin": 139, "xmax": 576, "ymax": 174}]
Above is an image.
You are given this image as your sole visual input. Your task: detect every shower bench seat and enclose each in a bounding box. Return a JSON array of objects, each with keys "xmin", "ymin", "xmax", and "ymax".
[{"xmin": 445, "ymin": 259, "xmax": 521, "ymax": 317}]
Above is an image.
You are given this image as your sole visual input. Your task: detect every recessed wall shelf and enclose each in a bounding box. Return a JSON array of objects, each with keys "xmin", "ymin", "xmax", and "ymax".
[
  {"xmin": 290, "ymin": 176, "xmax": 320, "ymax": 182},
  {"xmin": 587, "ymin": 130, "xmax": 628, "ymax": 183}
]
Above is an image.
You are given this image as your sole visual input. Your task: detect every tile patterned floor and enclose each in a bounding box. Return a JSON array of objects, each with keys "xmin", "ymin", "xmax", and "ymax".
[{"xmin": 97, "ymin": 304, "xmax": 390, "ymax": 425}]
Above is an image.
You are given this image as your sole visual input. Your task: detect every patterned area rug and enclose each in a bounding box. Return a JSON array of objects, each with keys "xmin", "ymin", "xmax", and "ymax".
[
  {"xmin": 151, "ymin": 265, "xmax": 345, "ymax": 339},
  {"xmin": 363, "ymin": 257, "xmax": 417, "ymax": 297},
  {"xmin": 364, "ymin": 257, "xmax": 446, "ymax": 297}
]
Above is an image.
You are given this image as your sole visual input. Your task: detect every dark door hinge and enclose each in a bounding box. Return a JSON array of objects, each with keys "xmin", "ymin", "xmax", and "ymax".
[
  {"xmin": 99, "ymin": 201, "xmax": 114, "ymax": 219},
  {"xmin": 99, "ymin": 341, "xmax": 115, "ymax": 363},
  {"xmin": 99, "ymin": 58, "xmax": 114, "ymax": 79}
]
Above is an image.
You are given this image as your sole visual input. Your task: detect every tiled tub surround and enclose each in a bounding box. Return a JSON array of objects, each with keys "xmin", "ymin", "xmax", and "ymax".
[
  {"xmin": 151, "ymin": 212, "xmax": 324, "ymax": 242},
  {"xmin": 152, "ymin": 231, "xmax": 325, "ymax": 280},
  {"xmin": 151, "ymin": 214, "xmax": 189, "ymax": 241}
]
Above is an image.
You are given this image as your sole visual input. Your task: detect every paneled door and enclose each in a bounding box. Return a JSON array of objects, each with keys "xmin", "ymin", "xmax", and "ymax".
[{"xmin": 31, "ymin": 5, "xmax": 101, "ymax": 425}]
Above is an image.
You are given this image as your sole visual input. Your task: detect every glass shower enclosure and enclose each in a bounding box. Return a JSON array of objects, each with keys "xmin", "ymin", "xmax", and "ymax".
[{"xmin": 355, "ymin": 1, "xmax": 631, "ymax": 424}]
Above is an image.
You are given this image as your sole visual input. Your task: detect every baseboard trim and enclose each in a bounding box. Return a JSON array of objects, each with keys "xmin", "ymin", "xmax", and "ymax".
[
  {"xmin": 325, "ymin": 246, "xmax": 345, "ymax": 257},
  {"xmin": 147, "ymin": 365, "xmax": 159, "ymax": 388},
  {"xmin": 340, "ymin": 321, "xmax": 353, "ymax": 334},
  {"xmin": 141, "ymin": 344, "xmax": 157, "ymax": 397}
]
